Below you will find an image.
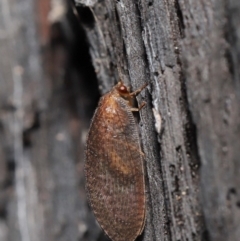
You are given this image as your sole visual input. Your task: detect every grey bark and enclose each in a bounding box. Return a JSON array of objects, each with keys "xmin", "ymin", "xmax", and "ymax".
[
  {"xmin": 0, "ymin": 0, "xmax": 99, "ymax": 241},
  {"xmin": 74, "ymin": 0, "xmax": 240, "ymax": 241},
  {"xmin": 0, "ymin": 0, "xmax": 45, "ymax": 240},
  {"xmin": 0, "ymin": 0, "xmax": 239, "ymax": 241}
]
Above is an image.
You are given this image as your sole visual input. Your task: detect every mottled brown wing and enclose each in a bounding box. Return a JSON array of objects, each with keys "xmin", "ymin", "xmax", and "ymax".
[{"xmin": 85, "ymin": 94, "xmax": 145, "ymax": 241}]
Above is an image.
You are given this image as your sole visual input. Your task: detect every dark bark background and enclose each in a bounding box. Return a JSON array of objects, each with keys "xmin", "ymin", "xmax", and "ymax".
[{"xmin": 0, "ymin": 0, "xmax": 239, "ymax": 241}]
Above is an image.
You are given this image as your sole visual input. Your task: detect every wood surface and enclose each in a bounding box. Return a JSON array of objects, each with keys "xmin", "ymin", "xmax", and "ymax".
[{"xmin": 0, "ymin": 0, "xmax": 239, "ymax": 240}]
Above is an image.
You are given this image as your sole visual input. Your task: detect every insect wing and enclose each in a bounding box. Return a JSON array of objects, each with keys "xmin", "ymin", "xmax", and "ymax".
[{"xmin": 85, "ymin": 95, "xmax": 145, "ymax": 241}]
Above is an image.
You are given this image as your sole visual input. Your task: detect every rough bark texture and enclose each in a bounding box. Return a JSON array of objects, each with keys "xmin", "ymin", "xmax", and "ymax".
[
  {"xmin": 0, "ymin": 0, "xmax": 239, "ymax": 241},
  {"xmin": 75, "ymin": 0, "xmax": 204, "ymax": 241},
  {"xmin": 74, "ymin": 0, "xmax": 240, "ymax": 241},
  {"xmin": 0, "ymin": 0, "xmax": 100, "ymax": 241}
]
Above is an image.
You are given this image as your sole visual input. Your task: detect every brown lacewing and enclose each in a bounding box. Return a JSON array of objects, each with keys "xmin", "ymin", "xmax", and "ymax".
[{"xmin": 85, "ymin": 81, "xmax": 147, "ymax": 241}]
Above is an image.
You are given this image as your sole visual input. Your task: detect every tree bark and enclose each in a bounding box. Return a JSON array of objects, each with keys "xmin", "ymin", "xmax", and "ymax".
[
  {"xmin": 0, "ymin": 0, "xmax": 239, "ymax": 241},
  {"xmin": 74, "ymin": 0, "xmax": 240, "ymax": 241},
  {"xmin": 0, "ymin": 0, "xmax": 100, "ymax": 241}
]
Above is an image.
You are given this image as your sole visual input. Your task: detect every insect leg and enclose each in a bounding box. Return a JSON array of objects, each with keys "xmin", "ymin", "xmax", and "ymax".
[
  {"xmin": 129, "ymin": 83, "xmax": 148, "ymax": 97},
  {"xmin": 130, "ymin": 102, "xmax": 146, "ymax": 112}
]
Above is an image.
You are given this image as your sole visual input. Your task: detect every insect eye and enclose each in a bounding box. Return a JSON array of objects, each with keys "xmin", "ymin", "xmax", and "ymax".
[
  {"xmin": 119, "ymin": 86, "xmax": 127, "ymax": 92},
  {"xmin": 116, "ymin": 82, "xmax": 129, "ymax": 94}
]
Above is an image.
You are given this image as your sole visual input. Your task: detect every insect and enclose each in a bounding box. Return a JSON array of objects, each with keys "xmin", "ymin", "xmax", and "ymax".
[{"xmin": 85, "ymin": 80, "xmax": 147, "ymax": 241}]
